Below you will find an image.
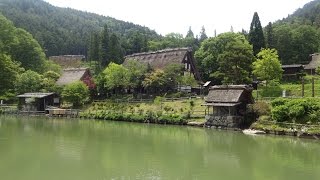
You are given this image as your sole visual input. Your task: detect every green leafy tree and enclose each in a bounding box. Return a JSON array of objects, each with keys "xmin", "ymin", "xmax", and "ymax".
[
  {"xmin": 43, "ymin": 60, "xmax": 62, "ymax": 74},
  {"xmin": 142, "ymin": 69, "xmax": 168, "ymax": 93},
  {"xmin": 125, "ymin": 60, "xmax": 148, "ymax": 90},
  {"xmin": 62, "ymin": 81, "xmax": 89, "ymax": 107},
  {"xmin": 163, "ymin": 63, "xmax": 184, "ymax": 89},
  {"xmin": 43, "ymin": 71, "xmax": 60, "ymax": 81},
  {"xmin": 0, "ymin": 54, "xmax": 21, "ymax": 95},
  {"xmin": 195, "ymin": 32, "xmax": 254, "ymax": 84},
  {"xmin": 179, "ymin": 75, "xmax": 198, "ymax": 87},
  {"xmin": 248, "ymin": 12, "xmax": 266, "ymax": 55},
  {"xmin": 41, "ymin": 71, "xmax": 61, "ymax": 93},
  {"xmin": 0, "ymin": 13, "xmax": 46, "ymax": 73},
  {"xmin": 253, "ymin": 49, "xmax": 283, "ymax": 85},
  {"xmin": 15, "ymin": 70, "xmax": 43, "ymax": 94},
  {"xmin": 273, "ymin": 24, "xmax": 319, "ymax": 64},
  {"xmin": 101, "ymin": 63, "xmax": 129, "ymax": 93}
]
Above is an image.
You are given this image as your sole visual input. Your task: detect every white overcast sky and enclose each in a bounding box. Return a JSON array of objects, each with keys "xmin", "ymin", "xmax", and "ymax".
[{"xmin": 44, "ymin": 0, "xmax": 313, "ymax": 37}]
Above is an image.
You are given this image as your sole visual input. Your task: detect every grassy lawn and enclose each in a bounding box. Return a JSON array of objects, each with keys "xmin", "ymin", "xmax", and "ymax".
[{"xmin": 83, "ymin": 97, "xmax": 206, "ymax": 122}]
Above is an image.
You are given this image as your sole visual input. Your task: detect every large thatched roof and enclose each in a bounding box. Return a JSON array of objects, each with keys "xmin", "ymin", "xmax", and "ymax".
[
  {"xmin": 205, "ymin": 85, "xmax": 253, "ymax": 105},
  {"xmin": 49, "ymin": 55, "xmax": 85, "ymax": 68},
  {"xmin": 56, "ymin": 68, "xmax": 89, "ymax": 86},
  {"xmin": 124, "ymin": 47, "xmax": 201, "ymax": 81},
  {"xmin": 124, "ymin": 48, "xmax": 190, "ymax": 69},
  {"xmin": 304, "ymin": 53, "xmax": 320, "ymax": 70}
]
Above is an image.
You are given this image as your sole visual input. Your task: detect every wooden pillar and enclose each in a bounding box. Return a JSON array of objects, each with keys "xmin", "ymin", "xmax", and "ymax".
[
  {"xmin": 302, "ymin": 77, "xmax": 305, "ymax": 97},
  {"xmin": 312, "ymin": 77, "xmax": 315, "ymax": 97}
]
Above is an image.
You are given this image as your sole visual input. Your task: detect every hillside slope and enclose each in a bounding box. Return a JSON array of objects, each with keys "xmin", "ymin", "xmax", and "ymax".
[{"xmin": 0, "ymin": 0, "xmax": 160, "ymax": 57}]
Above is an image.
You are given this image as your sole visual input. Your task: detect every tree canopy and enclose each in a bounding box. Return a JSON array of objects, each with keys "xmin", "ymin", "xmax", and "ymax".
[
  {"xmin": 0, "ymin": 54, "xmax": 21, "ymax": 95},
  {"xmin": 62, "ymin": 81, "xmax": 89, "ymax": 107},
  {"xmin": 253, "ymin": 48, "xmax": 283, "ymax": 84},
  {"xmin": 0, "ymin": 13, "xmax": 46, "ymax": 72},
  {"xmin": 195, "ymin": 32, "xmax": 254, "ymax": 84}
]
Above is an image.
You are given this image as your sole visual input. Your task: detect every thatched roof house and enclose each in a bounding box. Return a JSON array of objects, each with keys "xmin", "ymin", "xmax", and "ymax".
[
  {"xmin": 304, "ymin": 53, "xmax": 320, "ymax": 74},
  {"xmin": 124, "ymin": 48, "xmax": 201, "ymax": 81},
  {"xmin": 56, "ymin": 68, "xmax": 95, "ymax": 89},
  {"xmin": 204, "ymin": 85, "xmax": 253, "ymax": 128},
  {"xmin": 49, "ymin": 55, "xmax": 85, "ymax": 68}
]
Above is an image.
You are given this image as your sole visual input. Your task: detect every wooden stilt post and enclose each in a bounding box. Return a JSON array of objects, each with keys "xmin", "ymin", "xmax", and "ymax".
[
  {"xmin": 302, "ymin": 77, "xmax": 305, "ymax": 97},
  {"xmin": 312, "ymin": 77, "xmax": 315, "ymax": 97}
]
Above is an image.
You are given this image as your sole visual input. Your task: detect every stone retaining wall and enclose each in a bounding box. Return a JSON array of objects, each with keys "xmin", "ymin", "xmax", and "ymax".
[{"xmin": 205, "ymin": 115, "xmax": 243, "ymax": 128}]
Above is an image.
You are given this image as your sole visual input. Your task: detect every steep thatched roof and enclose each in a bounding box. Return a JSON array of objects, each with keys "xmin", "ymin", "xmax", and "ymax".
[
  {"xmin": 49, "ymin": 55, "xmax": 85, "ymax": 68},
  {"xmin": 205, "ymin": 85, "xmax": 253, "ymax": 104},
  {"xmin": 124, "ymin": 47, "xmax": 201, "ymax": 81},
  {"xmin": 124, "ymin": 48, "xmax": 190, "ymax": 69},
  {"xmin": 56, "ymin": 68, "xmax": 89, "ymax": 86},
  {"xmin": 304, "ymin": 53, "xmax": 320, "ymax": 70}
]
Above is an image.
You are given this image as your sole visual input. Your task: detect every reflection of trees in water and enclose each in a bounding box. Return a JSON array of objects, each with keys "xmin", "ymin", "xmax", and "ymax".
[{"xmin": 1, "ymin": 115, "xmax": 320, "ymax": 179}]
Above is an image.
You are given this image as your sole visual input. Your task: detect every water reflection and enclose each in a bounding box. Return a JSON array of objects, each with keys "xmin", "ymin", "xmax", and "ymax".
[{"xmin": 0, "ymin": 115, "xmax": 319, "ymax": 180}]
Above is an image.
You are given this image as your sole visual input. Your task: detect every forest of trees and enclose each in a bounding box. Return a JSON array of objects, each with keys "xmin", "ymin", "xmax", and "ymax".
[
  {"xmin": 0, "ymin": 13, "xmax": 61, "ymax": 99},
  {"xmin": 2, "ymin": 0, "xmax": 320, "ymax": 100},
  {"xmin": 0, "ymin": 0, "xmax": 160, "ymax": 56},
  {"xmin": 0, "ymin": 0, "xmax": 209, "ymax": 59},
  {"xmin": 270, "ymin": 0, "xmax": 320, "ymax": 64}
]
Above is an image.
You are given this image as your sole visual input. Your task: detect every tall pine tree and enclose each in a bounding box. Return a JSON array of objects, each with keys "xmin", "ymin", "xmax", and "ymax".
[
  {"xmin": 186, "ymin": 26, "xmax": 194, "ymax": 38},
  {"xmin": 265, "ymin": 22, "xmax": 274, "ymax": 48},
  {"xmin": 248, "ymin": 12, "xmax": 265, "ymax": 55},
  {"xmin": 109, "ymin": 33, "xmax": 124, "ymax": 64},
  {"xmin": 199, "ymin": 26, "xmax": 208, "ymax": 43},
  {"xmin": 88, "ymin": 32, "xmax": 100, "ymax": 61},
  {"xmin": 100, "ymin": 25, "xmax": 111, "ymax": 67}
]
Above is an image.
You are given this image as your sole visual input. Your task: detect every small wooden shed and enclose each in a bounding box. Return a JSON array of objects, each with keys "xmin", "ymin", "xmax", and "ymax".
[
  {"xmin": 17, "ymin": 93, "xmax": 60, "ymax": 112},
  {"xmin": 282, "ymin": 64, "xmax": 304, "ymax": 81},
  {"xmin": 204, "ymin": 85, "xmax": 253, "ymax": 128}
]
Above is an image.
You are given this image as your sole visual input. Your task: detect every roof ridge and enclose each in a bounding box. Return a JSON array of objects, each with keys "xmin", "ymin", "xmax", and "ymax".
[{"xmin": 125, "ymin": 47, "xmax": 191, "ymax": 58}]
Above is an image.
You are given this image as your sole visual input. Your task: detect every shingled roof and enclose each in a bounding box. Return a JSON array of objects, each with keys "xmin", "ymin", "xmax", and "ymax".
[
  {"xmin": 304, "ymin": 53, "xmax": 320, "ymax": 70},
  {"xmin": 56, "ymin": 68, "xmax": 89, "ymax": 86},
  {"xmin": 205, "ymin": 85, "xmax": 253, "ymax": 105}
]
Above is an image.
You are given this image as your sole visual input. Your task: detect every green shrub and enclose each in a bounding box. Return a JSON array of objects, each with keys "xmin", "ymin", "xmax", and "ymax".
[
  {"xmin": 271, "ymin": 105, "xmax": 289, "ymax": 122},
  {"xmin": 271, "ymin": 98, "xmax": 320, "ymax": 123},
  {"xmin": 251, "ymin": 101, "xmax": 271, "ymax": 116},
  {"xmin": 260, "ymin": 81, "xmax": 283, "ymax": 97},
  {"xmin": 258, "ymin": 115, "xmax": 271, "ymax": 121},
  {"xmin": 271, "ymin": 98, "xmax": 289, "ymax": 107}
]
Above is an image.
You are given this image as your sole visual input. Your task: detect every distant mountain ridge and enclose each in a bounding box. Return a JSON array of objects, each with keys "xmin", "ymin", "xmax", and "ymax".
[
  {"xmin": 0, "ymin": 0, "xmax": 160, "ymax": 57},
  {"xmin": 277, "ymin": 0, "xmax": 320, "ymax": 28}
]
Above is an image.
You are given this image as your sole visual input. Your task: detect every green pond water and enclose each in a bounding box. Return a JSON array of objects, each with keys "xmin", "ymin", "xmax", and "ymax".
[{"xmin": 0, "ymin": 115, "xmax": 319, "ymax": 180}]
